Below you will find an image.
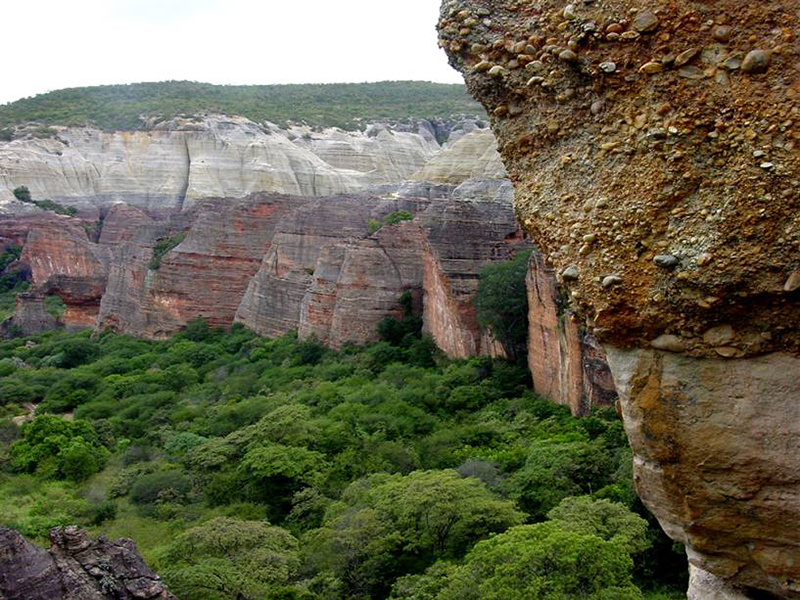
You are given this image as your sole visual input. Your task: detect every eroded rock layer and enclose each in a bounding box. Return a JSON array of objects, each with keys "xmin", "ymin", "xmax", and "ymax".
[
  {"xmin": 0, "ymin": 115, "xmax": 442, "ymax": 211},
  {"xmin": 526, "ymin": 251, "xmax": 616, "ymax": 415},
  {"xmin": 421, "ymin": 179, "xmax": 526, "ymax": 358},
  {"xmin": 439, "ymin": 0, "xmax": 800, "ymax": 596}
]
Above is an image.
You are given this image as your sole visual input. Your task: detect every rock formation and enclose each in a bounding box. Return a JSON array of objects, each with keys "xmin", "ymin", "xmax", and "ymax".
[
  {"xmin": 97, "ymin": 194, "xmax": 310, "ymax": 337},
  {"xmin": 0, "ymin": 526, "xmax": 174, "ymax": 599},
  {"xmin": 298, "ymin": 220, "xmax": 426, "ymax": 348},
  {"xmin": 0, "ymin": 293, "xmax": 58, "ymax": 337},
  {"xmin": 410, "ymin": 128, "xmax": 506, "ymax": 183},
  {"xmin": 236, "ymin": 194, "xmax": 430, "ymax": 338},
  {"xmin": 439, "ymin": 0, "xmax": 800, "ymax": 596},
  {"xmin": 527, "ymin": 252, "xmax": 616, "ymax": 415},
  {"xmin": 19, "ymin": 215, "xmax": 110, "ymax": 330},
  {"xmin": 421, "ymin": 179, "xmax": 526, "ymax": 358},
  {"xmin": 0, "ymin": 115, "xmax": 442, "ymax": 212}
]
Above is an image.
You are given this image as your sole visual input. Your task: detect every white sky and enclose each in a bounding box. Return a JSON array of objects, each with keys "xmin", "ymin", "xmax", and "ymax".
[{"xmin": 1, "ymin": 0, "xmax": 464, "ymax": 105}]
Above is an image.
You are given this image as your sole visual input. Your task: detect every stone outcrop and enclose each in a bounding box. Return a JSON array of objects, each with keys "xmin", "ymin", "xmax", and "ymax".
[
  {"xmin": 439, "ymin": 0, "xmax": 800, "ymax": 596},
  {"xmin": 0, "ymin": 526, "xmax": 174, "ymax": 599},
  {"xmin": 421, "ymin": 179, "xmax": 525, "ymax": 358},
  {"xmin": 298, "ymin": 220, "xmax": 426, "ymax": 348},
  {"xmin": 0, "ymin": 115, "xmax": 442, "ymax": 212},
  {"xmin": 97, "ymin": 194, "xmax": 309, "ymax": 337},
  {"xmin": 410, "ymin": 128, "xmax": 506, "ymax": 183},
  {"xmin": 526, "ymin": 252, "xmax": 616, "ymax": 415},
  {"xmin": 236, "ymin": 194, "xmax": 430, "ymax": 338},
  {"xmin": 1, "ymin": 293, "xmax": 59, "ymax": 337},
  {"xmin": 19, "ymin": 215, "xmax": 110, "ymax": 329}
]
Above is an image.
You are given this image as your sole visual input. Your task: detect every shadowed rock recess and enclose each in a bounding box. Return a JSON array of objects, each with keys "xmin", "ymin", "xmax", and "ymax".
[{"xmin": 438, "ymin": 0, "xmax": 800, "ymax": 598}]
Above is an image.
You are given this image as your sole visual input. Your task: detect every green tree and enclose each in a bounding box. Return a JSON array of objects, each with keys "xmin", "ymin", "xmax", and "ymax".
[
  {"xmin": 159, "ymin": 517, "xmax": 300, "ymax": 600},
  {"xmin": 12, "ymin": 186, "xmax": 31, "ymax": 202},
  {"xmin": 473, "ymin": 250, "xmax": 532, "ymax": 363},
  {"xmin": 437, "ymin": 521, "xmax": 642, "ymax": 600},
  {"xmin": 9, "ymin": 415, "xmax": 109, "ymax": 481}
]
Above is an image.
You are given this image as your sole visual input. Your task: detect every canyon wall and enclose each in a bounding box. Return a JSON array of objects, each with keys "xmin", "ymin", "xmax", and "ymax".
[
  {"xmin": 0, "ymin": 115, "xmax": 442, "ymax": 212},
  {"xmin": 438, "ymin": 0, "xmax": 800, "ymax": 596}
]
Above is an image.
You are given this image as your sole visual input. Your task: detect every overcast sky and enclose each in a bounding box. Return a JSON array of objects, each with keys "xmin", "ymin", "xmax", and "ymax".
[{"xmin": 1, "ymin": 0, "xmax": 463, "ymax": 105}]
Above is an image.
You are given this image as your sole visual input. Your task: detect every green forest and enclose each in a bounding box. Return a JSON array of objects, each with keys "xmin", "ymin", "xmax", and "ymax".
[
  {"xmin": 0, "ymin": 81, "xmax": 484, "ymax": 133},
  {"xmin": 0, "ymin": 313, "xmax": 687, "ymax": 598}
]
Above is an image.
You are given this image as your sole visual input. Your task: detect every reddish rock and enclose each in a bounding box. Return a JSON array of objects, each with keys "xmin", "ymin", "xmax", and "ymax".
[
  {"xmin": 18, "ymin": 215, "xmax": 109, "ymax": 330},
  {"xmin": 526, "ymin": 252, "xmax": 616, "ymax": 415},
  {"xmin": 299, "ymin": 220, "xmax": 425, "ymax": 347},
  {"xmin": 420, "ymin": 180, "xmax": 526, "ymax": 358},
  {"xmin": 236, "ymin": 195, "xmax": 429, "ymax": 337},
  {"xmin": 98, "ymin": 203, "xmax": 157, "ymax": 246},
  {"xmin": 97, "ymin": 194, "xmax": 308, "ymax": 337}
]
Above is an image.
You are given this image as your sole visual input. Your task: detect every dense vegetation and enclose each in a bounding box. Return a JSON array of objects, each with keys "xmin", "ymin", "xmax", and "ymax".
[
  {"xmin": 0, "ymin": 314, "xmax": 687, "ymax": 599},
  {"xmin": 0, "ymin": 81, "xmax": 484, "ymax": 133}
]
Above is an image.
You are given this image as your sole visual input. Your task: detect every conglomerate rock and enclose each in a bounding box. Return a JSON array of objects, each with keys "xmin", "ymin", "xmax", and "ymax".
[
  {"xmin": 438, "ymin": 0, "xmax": 800, "ymax": 597},
  {"xmin": 0, "ymin": 526, "xmax": 174, "ymax": 599}
]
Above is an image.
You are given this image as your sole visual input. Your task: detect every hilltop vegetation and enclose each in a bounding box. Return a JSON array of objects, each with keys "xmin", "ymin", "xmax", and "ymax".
[{"xmin": 0, "ymin": 81, "xmax": 484, "ymax": 133}]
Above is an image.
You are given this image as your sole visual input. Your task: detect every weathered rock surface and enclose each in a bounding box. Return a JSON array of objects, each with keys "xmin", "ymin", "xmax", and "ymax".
[
  {"xmin": 410, "ymin": 128, "xmax": 505, "ymax": 184},
  {"xmin": 421, "ymin": 179, "xmax": 525, "ymax": 358},
  {"xmin": 19, "ymin": 215, "xmax": 110, "ymax": 329},
  {"xmin": 0, "ymin": 525, "xmax": 174, "ymax": 599},
  {"xmin": 1, "ymin": 293, "xmax": 59, "ymax": 337},
  {"xmin": 439, "ymin": 0, "xmax": 800, "ymax": 596},
  {"xmin": 526, "ymin": 252, "xmax": 616, "ymax": 415},
  {"xmin": 298, "ymin": 220, "xmax": 426, "ymax": 348},
  {"xmin": 97, "ymin": 194, "xmax": 309, "ymax": 337},
  {"xmin": 0, "ymin": 115, "xmax": 442, "ymax": 212},
  {"xmin": 236, "ymin": 195, "xmax": 430, "ymax": 338}
]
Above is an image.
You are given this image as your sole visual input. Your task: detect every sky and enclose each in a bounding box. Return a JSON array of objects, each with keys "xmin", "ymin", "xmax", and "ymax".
[{"xmin": 1, "ymin": 0, "xmax": 464, "ymax": 105}]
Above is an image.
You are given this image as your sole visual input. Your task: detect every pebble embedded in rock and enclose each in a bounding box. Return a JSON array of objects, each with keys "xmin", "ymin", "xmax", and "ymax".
[
  {"xmin": 632, "ymin": 10, "xmax": 659, "ymax": 33},
  {"xmin": 563, "ymin": 4, "xmax": 578, "ymax": 20},
  {"xmin": 559, "ymin": 49, "xmax": 578, "ymax": 63},
  {"xmin": 741, "ymin": 50, "xmax": 771, "ymax": 73},
  {"xmin": 654, "ymin": 254, "xmax": 679, "ymax": 269},
  {"xmin": 599, "ymin": 62, "xmax": 617, "ymax": 73},
  {"xmin": 703, "ymin": 324, "xmax": 735, "ymax": 347},
  {"xmin": 488, "ymin": 65, "xmax": 507, "ymax": 77},
  {"xmin": 785, "ymin": 271, "xmax": 800, "ymax": 292},
  {"xmin": 640, "ymin": 62, "xmax": 663, "ymax": 75},
  {"xmin": 473, "ymin": 61, "xmax": 492, "ymax": 73},
  {"xmin": 651, "ymin": 334, "xmax": 686, "ymax": 353},
  {"xmin": 562, "ymin": 266, "xmax": 580, "ymax": 281},
  {"xmin": 712, "ymin": 25, "xmax": 733, "ymax": 43},
  {"xmin": 674, "ymin": 48, "xmax": 700, "ymax": 67},
  {"xmin": 602, "ymin": 275, "xmax": 623, "ymax": 288}
]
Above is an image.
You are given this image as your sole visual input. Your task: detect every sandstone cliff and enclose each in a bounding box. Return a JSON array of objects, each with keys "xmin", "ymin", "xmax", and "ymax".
[
  {"xmin": 0, "ymin": 526, "xmax": 174, "ymax": 599},
  {"xmin": 439, "ymin": 0, "xmax": 800, "ymax": 596},
  {"xmin": 421, "ymin": 179, "xmax": 526, "ymax": 358},
  {"xmin": 0, "ymin": 115, "xmax": 442, "ymax": 212}
]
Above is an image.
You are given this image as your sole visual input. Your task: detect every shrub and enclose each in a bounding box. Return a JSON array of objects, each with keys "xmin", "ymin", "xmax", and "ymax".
[{"xmin": 130, "ymin": 469, "xmax": 192, "ymax": 505}]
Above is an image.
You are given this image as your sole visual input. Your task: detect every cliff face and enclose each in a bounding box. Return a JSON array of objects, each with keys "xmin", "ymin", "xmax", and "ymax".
[
  {"xmin": 438, "ymin": 0, "xmax": 800, "ymax": 596},
  {"xmin": 235, "ymin": 194, "xmax": 430, "ymax": 338},
  {"xmin": 0, "ymin": 526, "xmax": 174, "ymax": 600},
  {"xmin": 19, "ymin": 215, "xmax": 110, "ymax": 329},
  {"xmin": 97, "ymin": 194, "xmax": 309, "ymax": 338},
  {"xmin": 0, "ymin": 115, "xmax": 440, "ymax": 212},
  {"xmin": 421, "ymin": 180, "xmax": 526, "ymax": 358},
  {"xmin": 526, "ymin": 252, "xmax": 616, "ymax": 415}
]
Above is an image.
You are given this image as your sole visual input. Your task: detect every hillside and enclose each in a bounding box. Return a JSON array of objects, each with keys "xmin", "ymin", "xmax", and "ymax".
[{"xmin": 0, "ymin": 81, "xmax": 484, "ymax": 133}]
